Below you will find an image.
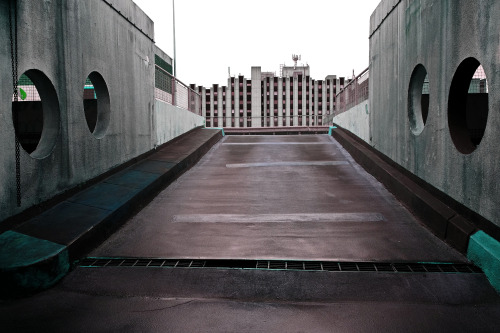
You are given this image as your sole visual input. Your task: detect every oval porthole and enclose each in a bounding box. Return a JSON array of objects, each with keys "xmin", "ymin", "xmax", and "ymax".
[
  {"xmin": 408, "ymin": 64, "xmax": 429, "ymax": 135},
  {"xmin": 12, "ymin": 70, "xmax": 60, "ymax": 158},
  {"xmin": 83, "ymin": 72, "xmax": 110, "ymax": 138},
  {"xmin": 448, "ymin": 58, "xmax": 488, "ymax": 154}
]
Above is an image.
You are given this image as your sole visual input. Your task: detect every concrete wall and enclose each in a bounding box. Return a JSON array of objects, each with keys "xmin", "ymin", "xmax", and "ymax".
[
  {"xmin": 368, "ymin": 0, "xmax": 500, "ymax": 229},
  {"xmin": 333, "ymin": 100, "xmax": 370, "ymax": 143},
  {"xmin": 0, "ymin": 0, "xmax": 200, "ymax": 223},
  {"xmin": 155, "ymin": 100, "xmax": 204, "ymax": 146}
]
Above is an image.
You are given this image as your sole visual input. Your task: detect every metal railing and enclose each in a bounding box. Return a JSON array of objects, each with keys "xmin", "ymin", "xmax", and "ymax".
[
  {"xmin": 335, "ymin": 67, "xmax": 369, "ymax": 115},
  {"xmin": 204, "ymin": 115, "xmax": 327, "ymax": 128},
  {"xmin": 154, "ymin": 65, "xmax": 201, "ymax": 115}
]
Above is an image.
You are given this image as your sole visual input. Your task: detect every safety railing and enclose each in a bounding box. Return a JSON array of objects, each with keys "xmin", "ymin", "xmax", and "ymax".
[
  {"xmin": 204, "ymin": 115, "xmax": 327, "ymax": 128},
  {"xmin": 335, "ymin": 67, "xmax": 369, "ymax": 115},
  {"xmin": 154, "ymin": 65, "xmax": 201, "ymax": 115}
]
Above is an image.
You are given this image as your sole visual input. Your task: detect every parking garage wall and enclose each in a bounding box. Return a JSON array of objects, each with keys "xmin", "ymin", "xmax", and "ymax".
[
  {"xmin": 367, "ymin": 0, "xmax": 500, "ymax": 230},
  {"xmin": 0, "ymin": 0, "xmax": 200, "ymax": 223}
]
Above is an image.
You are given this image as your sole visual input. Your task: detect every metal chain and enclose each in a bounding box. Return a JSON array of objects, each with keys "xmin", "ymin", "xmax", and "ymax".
[{"xmin": 9, "ymin": 0, "xmax": 21, "ymax": 207}]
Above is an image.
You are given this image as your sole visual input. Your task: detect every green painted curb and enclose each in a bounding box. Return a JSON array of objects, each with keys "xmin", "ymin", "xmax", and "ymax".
[
  {"xmin": 0, "ymin": 231, "xmax": 69, "ymax": 297},
  {"xmin": 467, "ymin": 230, "xmax": 500, "ymax": 293}
]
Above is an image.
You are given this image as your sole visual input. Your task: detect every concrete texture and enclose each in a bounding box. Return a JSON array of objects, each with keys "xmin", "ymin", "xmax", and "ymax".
[
  {"xmin": 368, "ymin": 0, "xmax": 500, "ymax": 231},
  {"xmin": 93, "ymin": 134, "xmax": 465, "ymax": 262},
  {"xmin": 331, "ymin": 126, "xmax": 478, "ymax": 253},
  {"xmin": 0, "ymin": 0, "xmax": 201, "ymax": 224},
  {"xmin": 0, "ymin": 256, "xmax": 499, "ymax": 331},
  {"xmin": 1, "ymin": 133, "xmax": 498, "ymax": 330},
  {"xmin": 333, "ymin": 99, "xmax": 370, "ymax": 142},
  {"xmin": 0, "ymin": 128, "xmax": 222, "ymax": 296},
  {"xmin": 154, "ymin": 100, "xmax": 205, "ymax": 145}
]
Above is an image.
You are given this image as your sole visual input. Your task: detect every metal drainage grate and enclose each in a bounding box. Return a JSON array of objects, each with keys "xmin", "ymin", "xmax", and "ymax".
[{"xmin": 78, "ymin": 258, "xmax": 482, "ymax": 274}]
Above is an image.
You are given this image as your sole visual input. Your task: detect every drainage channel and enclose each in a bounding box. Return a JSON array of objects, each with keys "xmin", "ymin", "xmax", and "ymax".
[{"xmin": 78, "ymin": 258, "xmax": 482, "ymax": 274}]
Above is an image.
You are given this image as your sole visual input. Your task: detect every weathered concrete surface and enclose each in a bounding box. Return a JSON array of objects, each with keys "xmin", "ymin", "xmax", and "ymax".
[
  {"xmin": 1, "ymin": 134, "xmax": 498, "ymax": 330},
  {"xmin": 1, "ymin": 266, "xmax": 499, "ymax": 332},
  {"xmin": 0, "ymin": 0, "xmax": 201, "ymax": 224},
  {"xmin": 364, "ymin": 0, "xmax": 500, "ymax": 294},
  {"xmin": 333, "ymin": 100, "xmax": 370, "ymax": 142},
  {"xmin": 368, "ymin": 0, "xmax": 500, "ymax": 232},
  {"xmin": 155, "ymin": 100, "xmax": 205, "ymax": 145},
  {"xmin": 93, "ymin": 134, "xmax": 464, "ymax": 262},
  {"xmin": 0, "ymin": 128, "xmax": 222, "ymax": 296}
]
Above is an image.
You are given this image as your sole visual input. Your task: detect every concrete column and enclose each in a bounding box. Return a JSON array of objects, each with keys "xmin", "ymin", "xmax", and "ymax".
[
  {"xmin": 201, "ymin": 87, "xmax": 206, "ymax": 120},
  {"xmin": 269, "ymin": 80, "xmax": 274, "ymax": 127},
  {"xmin": 226, "ymin": 78, "xmax": 232, "ymax": 127},
  {"xmin": 322, "ymin": 81, "xmax": 326, "ymax": 125},
  {"xmin": 218, "ymin": 86, "xmax": 223, "ymax": 127},
  {"xmin": 251, "ymin": 67, "xmax": 262, "ymax": 128},
  {"xmin": 314, "ymin": 81, "xmax": 318, "ymax": 125},
  {"xmin": 278, "ymin": 78, "xmax": 283, "ymax": 127},
  {"xmin": 293, "ymin": 77, "xmax": 298, "ymax": 126},
  {"xmin": 243, "ymin": 79, "xmax": 247, "ymax": 128},
  {"xmin": 210, "ymin": 89, "xmax": 214, "ymax": 126},
  {"xmin": 234, "ymin": 78, "xmax": 239, "ymax": 128},
  {"xmin": 302, "ymin": 76, "xmax": 306, "ymax": 126},
  {"xmin": 285, "ymin": 78, "xmax": 290, "ymax": 127},
  {"xmin": 309, "ymin": 78, "xmax": 314, "ymax": 125}
]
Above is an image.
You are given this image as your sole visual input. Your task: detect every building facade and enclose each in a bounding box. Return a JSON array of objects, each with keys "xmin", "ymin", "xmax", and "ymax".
[{"xmin": 191, "ymin": 65, "xmax": 345, "ymax": 128}]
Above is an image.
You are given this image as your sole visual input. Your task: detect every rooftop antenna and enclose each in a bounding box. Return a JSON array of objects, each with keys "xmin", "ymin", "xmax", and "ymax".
[{"xmin": 292, "ymin": 54, "xmax": 300, "ymax": 69}]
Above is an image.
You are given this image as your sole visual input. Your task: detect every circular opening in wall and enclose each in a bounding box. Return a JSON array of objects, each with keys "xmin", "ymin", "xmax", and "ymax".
[
  {"xmin": 12, "ymin": 70, "xmax": 60, "ymax": 158},
  {"xmin": 408, "ymin": 64, "xmax": 429, "ymax": 135},
  {"xmin": 448, "ymin": 58, "xmax": 489, "ymax": 154},
  {"xmin": 83, "ymin": 72, "xmax": 110, "ymax": 138}
]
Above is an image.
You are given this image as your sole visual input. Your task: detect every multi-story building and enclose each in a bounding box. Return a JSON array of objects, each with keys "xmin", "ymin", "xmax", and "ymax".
[{"xmin": 190, "ymin": 64, "xmax": 345, "ymax": 128}]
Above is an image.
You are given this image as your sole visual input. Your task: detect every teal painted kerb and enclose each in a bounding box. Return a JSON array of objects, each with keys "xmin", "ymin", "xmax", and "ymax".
[
  {"xmin": 0, "ymin": 231, "xmax": 66, "ymax": 269},
  {"xmin": 328, "ymin": 126, "xmax": 337, "ymax": 136},
  {"xmin": 205, "ymin": 127, "xmax": 225, "ymax": 136},
  {"xmin": 467, "ymin": 231, "xmax": 500, "ymax": 293},
  {"xmin": 0, "ymin": 231, "xmax": 70, "ymax": 295}
]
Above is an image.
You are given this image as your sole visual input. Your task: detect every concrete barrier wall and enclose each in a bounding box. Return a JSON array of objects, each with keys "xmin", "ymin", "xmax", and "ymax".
[
  {"xmin": 368, "ymin": 0, "xmax": 500, "ymax": 230},
  {"xmin": 333, "ymin": 100, "xmax": 370, "ymax": 143},
  {"xmin": 0, "ymin": 0, "xmax": 200, "ymax": 223},
  {"xmin": 155, "ymin": 100, "xmax": 204, "ymax": 146}
]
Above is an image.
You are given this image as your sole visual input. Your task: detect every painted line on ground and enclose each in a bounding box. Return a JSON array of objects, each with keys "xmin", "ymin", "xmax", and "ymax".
[
  {"xmin": 223, "ymin": 142, "xmax": 332, "ymax": 145},
  {"xmin": 226, "ymin": 161, "xmax": 349, "ymax": 168},
  {"xmin": 172, "ymin": 213, "xmax": 385, "ymax": 223}
]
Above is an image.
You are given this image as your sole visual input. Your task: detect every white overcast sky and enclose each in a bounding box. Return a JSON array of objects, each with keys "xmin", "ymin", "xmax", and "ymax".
[{"xmin": 133, "ymin": 0, "xmax": 380, "ymax": 87}]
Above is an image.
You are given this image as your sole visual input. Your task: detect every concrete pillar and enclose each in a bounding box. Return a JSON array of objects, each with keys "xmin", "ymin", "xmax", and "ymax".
[
  {"xmin": 234, "ymin": 78, "xmax": 239, "ymax": 128},
  {"xmin": 251, "ymin": 67, "xmax": 261, "ymax": 128},
  {"xmin": 309, "ymin": 78, "xmax": 314, "ymax": 125},
  {"xmin": 278, "ymin": 78, "xmax": 283, "ymax": 127},
  {"xmin": 201, "ymin": 87, "xmax": 206, "ymax": 120},
  {"xmin": 322, "ymin": 81, "xmax": 326, "ymax": 125},
  {"xmin": 285, "ymin": 78, "xmax": 290, "ymax": 127},
  {"xmin": 313, "ymin": 81, "xmax": 318, "ymax": 125},
  {"xmin": 218, "ymin": 86, "xmax": 223, "ymax": 127},
  {"xmin": 226, "ymin": 77, "xmax": 232, "ymax": 127},
  {"xmin": 293, "ymin": 76, "xmax": 298, "ymax": 126},
  {"xmin": 302, "ymin": 76, "xmax": 306, "ymax": 126},
  {"xmin": 209, "ymin": 89, "xmax": 214, "ymax": 126}
]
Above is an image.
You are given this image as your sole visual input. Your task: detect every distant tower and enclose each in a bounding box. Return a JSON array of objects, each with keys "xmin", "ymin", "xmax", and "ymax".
[{"xmin": 292, "ymin": 54, "xmax": 301, "ymax": 69}]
